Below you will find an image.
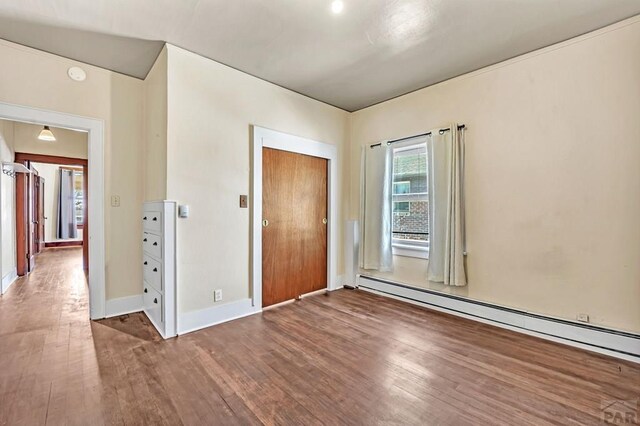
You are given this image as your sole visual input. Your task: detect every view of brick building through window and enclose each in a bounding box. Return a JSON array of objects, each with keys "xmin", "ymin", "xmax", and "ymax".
[{"xmin": 392, "ymin": 144, "xmax": 428, "ymax": 242}]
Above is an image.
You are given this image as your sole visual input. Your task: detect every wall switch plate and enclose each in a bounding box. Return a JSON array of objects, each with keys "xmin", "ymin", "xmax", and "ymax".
[
  {"xmin": 577, "ymin": 313, "xmax": 589, "ymax": 323},
  {"xmin": 239, "ymin": 195, "xmax": 248, "ymax": 208},
  {"xmin": 214, "ymin": 289, "xmax": 222, "ymax": 302},
  {"xmin": 111, "ymin": 195, "xmax": 120, "ymax": 207}
]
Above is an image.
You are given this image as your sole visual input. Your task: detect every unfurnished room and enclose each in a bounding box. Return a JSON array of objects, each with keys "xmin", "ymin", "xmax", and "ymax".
[{"xmin": 0, "ymin": 1, "xmax": 639, "ymax": 425}]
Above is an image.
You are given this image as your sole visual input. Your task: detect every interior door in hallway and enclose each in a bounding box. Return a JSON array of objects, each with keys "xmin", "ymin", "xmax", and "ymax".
[{"xmin": 262, "ymin": 148, "xmax": 328, "ymax": 308}]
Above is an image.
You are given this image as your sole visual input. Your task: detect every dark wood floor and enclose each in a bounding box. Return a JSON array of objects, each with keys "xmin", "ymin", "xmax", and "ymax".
[{"xmin": 0, "ymin": 248, "xmax": 638, "ymax": 425}]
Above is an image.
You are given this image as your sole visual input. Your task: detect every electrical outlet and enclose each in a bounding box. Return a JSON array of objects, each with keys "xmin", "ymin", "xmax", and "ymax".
[
  {"xmin": 214, "ymin": 289, "xmax": 222, "ymax": 302},
  {"xmin": 577, "ymin": 313, "xmax": 589, "ymax": 323},
  {"xmin": 111, "ymin": 195, "xmax": 120, "ymax": 207}
]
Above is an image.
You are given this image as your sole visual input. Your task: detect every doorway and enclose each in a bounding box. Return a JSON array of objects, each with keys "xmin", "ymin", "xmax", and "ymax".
[
  {"xmin": 251, "ymin": 126, "xmax": 338, "ymax": 310},
  {"xmin": 0, "ymin": 101, "xmax": 105, "ymax": 319},
  {"xmin": 15, "ymin": 152, "xmax": 88, "ymax": 275},
  {"xmin": 262, "ymin": 148, "xmax": 328, "ymax": 307}
]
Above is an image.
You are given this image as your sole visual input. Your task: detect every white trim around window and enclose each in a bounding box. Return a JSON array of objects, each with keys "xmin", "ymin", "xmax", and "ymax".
[
  {"xmin": 392, "ymin": 239, "xmax": 429, "ymax": 259},
  {"xmin": 391, "ymin": 138, "xmax": 429, "ymax": 260}
]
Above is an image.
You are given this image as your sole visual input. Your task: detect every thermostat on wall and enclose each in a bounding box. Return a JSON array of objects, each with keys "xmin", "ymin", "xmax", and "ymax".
[{"xmin": 178, "ymin": 204, "xmax": 189, "ymax": 218}]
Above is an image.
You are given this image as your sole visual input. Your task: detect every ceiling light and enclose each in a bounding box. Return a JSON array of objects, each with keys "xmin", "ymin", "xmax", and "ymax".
[
  {"xmin": 331, "ymin": 0, "xmax": 344, "ymax": 14},
  {"xmin": 38, "ymin": 126, "xmax": 56, "ymax": 142},
  {"xmin": 67, "ymin": 66, "xmax": 86, "ymax": 82}
]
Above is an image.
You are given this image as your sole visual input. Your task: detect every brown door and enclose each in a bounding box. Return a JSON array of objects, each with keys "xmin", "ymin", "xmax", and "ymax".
[
  {"xmin": 262, "ymin": 148, "xmax": 328, "ymax": 307},
  {"xmin": 16, "ymin": 162, "xmax": 28, "ymax": 276},
  {"xmin": 37, "ymin": 176, "xmax": 46, "ymax": 253}
]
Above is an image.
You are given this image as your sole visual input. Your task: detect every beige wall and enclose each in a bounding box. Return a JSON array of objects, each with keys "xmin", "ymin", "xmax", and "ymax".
[
  {"xmin": 13, "ymin": 122, "xmax": 88, "ymax": 159},
  {"xmin": 144, "ymin": 47, "xmax": 168, "ymax": 201},
  {"xmin": 349, "ymin": 18, "xmax": 640, "ymax": 333},
  {"xmin": 0, "ymin": 119, "xmax": 16, "ymax": 280},
  {"xmin": 0, "ymin": 39, "xmax": 144, "ymax": 301},
  {"xmin": 165, "ymin": 45, "xmax": 350, "ymax": 314}
]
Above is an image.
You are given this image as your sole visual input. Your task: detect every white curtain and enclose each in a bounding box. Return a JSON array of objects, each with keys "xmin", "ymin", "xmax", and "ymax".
[
  {"xmin": 359, "ymin": 144, "xmax": 393, "ymax": 271},
  {"xmin": 57, "ymin": 169, "xmax": 78, "ymax": 239},
  {"xmin": 427, "ymin": 124, "xmax": 467, "ymax": 286}
]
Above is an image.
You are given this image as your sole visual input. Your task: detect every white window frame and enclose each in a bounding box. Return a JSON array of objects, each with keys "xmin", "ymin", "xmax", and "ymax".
[{"xmin": 391, "ymin": 141, "xmax": 429, "ymax": 260}]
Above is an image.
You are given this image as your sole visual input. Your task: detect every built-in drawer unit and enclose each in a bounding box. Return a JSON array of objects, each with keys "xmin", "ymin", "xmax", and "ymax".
[
  {"xmin": 142, "ymin": 210, "xmax": 163, "ymax": 233},
  {"xmin": 141, "ymin": 201, "xmax": 176, "ymax": 339},
  {"xmin": 143, "ymin": 232, "xmax": 162, "ymax": 259},
  {"xmin": 143, "ymin": 284, "xmax": 163, "ymax": 327},
  {"xmin": 143, "ymin": 254, "xmax": 163, "ymax": 291}
]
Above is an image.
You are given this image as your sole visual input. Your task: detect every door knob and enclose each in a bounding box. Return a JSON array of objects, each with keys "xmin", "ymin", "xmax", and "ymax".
[
  {"xmin": 262, "ymin": 219, "xmax": 269, "ymax": 227},
  {"xmin": 322, "ymin": 218, "xmax": 327, "ymax": 224}
]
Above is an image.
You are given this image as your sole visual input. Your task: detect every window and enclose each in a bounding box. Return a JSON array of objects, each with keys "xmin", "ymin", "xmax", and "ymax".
[
  {"xmin": 393, "ymin": 181, "xmax": 410, "ymax": 194},
  {"xmin": 73, "ymin": 170, "xmax": 84, "ymax": 225},
  {"xmin": 392, "ymin": 142, "xmax": 428, "ymax": 258}
]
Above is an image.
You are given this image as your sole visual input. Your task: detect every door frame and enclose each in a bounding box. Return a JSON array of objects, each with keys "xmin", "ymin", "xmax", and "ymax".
[
  {"xmin": 251, "ymin": 126, "xmax": 338, "ymax": 309},
  {"xmin": 15, "ymin": 152, "xmax": 89, "ymax": 273},
  {"xmin": 0, "ymin": 101, "xmax": 106, "ymax": 320}
]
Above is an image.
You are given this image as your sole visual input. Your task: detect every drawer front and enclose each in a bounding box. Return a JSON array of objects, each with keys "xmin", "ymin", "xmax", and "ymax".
[
  {"xmin": 143, "ymin": 210, "xmax": 163, "ymax": 233},
  {"xmin": 143, "ymin": 232, "xmax": 162, "ymax": 259},
  {"xmin": 143, "ymin": 255, "xmax": 163, "ymax": 292},
  {"xmin": 143, "ymin": 283, "xmax": 163, "ymax": 326}
]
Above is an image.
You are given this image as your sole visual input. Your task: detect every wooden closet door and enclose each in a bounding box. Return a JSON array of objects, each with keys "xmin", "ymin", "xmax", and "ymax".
[{"xmin": 262, "ymin": 148, "xmax": 328, "ymax": 308}]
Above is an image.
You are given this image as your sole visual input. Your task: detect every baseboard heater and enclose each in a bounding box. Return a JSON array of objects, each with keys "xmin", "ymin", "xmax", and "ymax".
[{"xmin": 358, "ymin": 275, "xmax": 640, "ymax": 363}]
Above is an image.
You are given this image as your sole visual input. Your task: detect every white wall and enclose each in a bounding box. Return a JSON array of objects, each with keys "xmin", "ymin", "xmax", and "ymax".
[
  {"xmin": 31, "ymin": 162, "xmax": 83, "ymax": 243},
  {"xmin": 0, "ymin": 119, "xmax": 16, "ymax": 283},
  {"xmin": 0, "ymin": 39, "xmax": 144, "ymax": 301},
  {"xmin": 165, "ymin": 45, "xmax": 350, "ymax": 314},
  {"xmin": 144, "ymin": 47, "xmax": 168, "ymax": 201},
  {"xmin": 349, "ymin": 17, "xmax": 640, "ymax": 333}
]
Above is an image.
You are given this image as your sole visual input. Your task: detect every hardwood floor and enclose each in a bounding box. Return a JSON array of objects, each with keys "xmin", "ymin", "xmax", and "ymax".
[{"xmin": 0, "ymin": 248, "xmax": 638, "ymax": 425}]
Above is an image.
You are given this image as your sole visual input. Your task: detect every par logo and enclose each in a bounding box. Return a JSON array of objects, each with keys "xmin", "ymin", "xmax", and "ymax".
[{"xmin": 601, "ymin": 399, "xmax": 638, "ymax": 425}]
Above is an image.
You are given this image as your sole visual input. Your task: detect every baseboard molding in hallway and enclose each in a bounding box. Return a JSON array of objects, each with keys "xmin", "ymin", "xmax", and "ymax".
[
  {"xmin": 1, "ymin": 268, "xmax": 18, "ymax": 294},
  {"xmin": 105, "ymin": 295, "xmax": 143, "ymax": 318}
]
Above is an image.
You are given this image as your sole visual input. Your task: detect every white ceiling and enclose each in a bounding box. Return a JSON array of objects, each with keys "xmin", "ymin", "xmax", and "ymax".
[{"xmin": 0, "ymin": 1, "xmax": 639, "ymax": 111}]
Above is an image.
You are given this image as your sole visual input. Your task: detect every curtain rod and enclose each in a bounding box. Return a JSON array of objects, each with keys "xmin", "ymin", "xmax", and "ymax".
[{"xmin": 370, "ymin": 124, "xmax": 466, "ymax": 148}]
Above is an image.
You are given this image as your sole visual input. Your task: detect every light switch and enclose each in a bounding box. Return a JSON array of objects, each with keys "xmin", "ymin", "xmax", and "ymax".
[
  {"xmin": 239, "ymin": 195, "xmax": 248, "ymax": 208},
  {"xmin": 111, "ymin": 195, "xmax": 120, "ymax": 207}
]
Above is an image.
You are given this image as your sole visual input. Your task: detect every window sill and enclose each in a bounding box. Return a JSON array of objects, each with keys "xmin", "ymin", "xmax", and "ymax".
[{"xmin": 392, "ymin": 244, "xmax": 429, "ymax": 260}]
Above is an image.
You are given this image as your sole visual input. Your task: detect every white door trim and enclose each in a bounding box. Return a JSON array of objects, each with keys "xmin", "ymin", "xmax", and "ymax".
[
  {"xmin": 0, "ymin": 101, "xmax": 106, "ymax": 319},
  {"xmin": 251, "ymin": 126, "xmax": 338, "ymax": 309}
]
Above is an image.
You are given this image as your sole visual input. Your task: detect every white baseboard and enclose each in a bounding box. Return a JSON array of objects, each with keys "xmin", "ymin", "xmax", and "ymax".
[
  {"xmin": 358, "ymin": 275, "xmax": 640, "ymax": 363},
  {"xmin": 105, "ymin": 294, "xmax": 143, "ymax": 318},
  {"xmin": 332, "ymin": 275, "xmax": 345, "ymax": 291},
  {"xmin": 1, "ymin": 268, "xmax": 18, "ymax": 295},
  {"xmin": 178, "ymin": 298, "xmax": 260, "ymax": 335}
]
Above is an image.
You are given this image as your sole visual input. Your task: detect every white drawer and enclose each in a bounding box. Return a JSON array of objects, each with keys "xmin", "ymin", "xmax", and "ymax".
[
  {"xmin": 143, "ymin": 232, "xmax": 162, "ymax": 259},
  {"xmin": 143, "ymin": 255, "xmax": 163, "ymax": 292},
  {"xmin": 143, "ymin": 210, "xmax": 162, "ymax": 233},
  {"xmin": 143, "ymin": 284, "xmax": 163, "ymax": 326}
]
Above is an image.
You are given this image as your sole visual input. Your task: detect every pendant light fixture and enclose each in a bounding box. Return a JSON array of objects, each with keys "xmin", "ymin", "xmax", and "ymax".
[{"xmin": 38, "ymin": 125, "xmax": 56, "ymax": 141}]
